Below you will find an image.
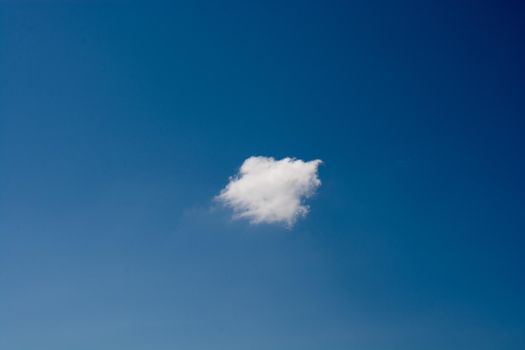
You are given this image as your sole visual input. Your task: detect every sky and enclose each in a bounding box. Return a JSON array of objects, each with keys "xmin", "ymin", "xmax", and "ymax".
[{"xmin": 1, "ymin": 1, "xmax": 525, "ymax": 349}]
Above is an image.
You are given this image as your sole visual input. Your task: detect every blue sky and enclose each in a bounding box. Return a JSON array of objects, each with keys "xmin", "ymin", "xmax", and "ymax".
[{"xmin": 1, "ymin": 1, "xmax": 524, "ymax": 349}]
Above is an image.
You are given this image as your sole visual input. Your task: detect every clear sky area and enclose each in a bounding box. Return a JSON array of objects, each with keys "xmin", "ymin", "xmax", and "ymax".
[{"xmin": 1, "ymin": 1, "xmax": 524, "ymax": 349}]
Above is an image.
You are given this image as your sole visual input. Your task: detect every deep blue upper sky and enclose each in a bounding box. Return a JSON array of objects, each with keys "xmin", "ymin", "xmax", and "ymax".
[{"xmin": 1, "ymin": 1, "xmax": 524, "ymax": 349}]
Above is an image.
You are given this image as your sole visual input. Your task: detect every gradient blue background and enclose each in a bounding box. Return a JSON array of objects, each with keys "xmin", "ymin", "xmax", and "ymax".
[{"xmin": 1, "ymin": 1, "xmax": 524, "ymax": 349}]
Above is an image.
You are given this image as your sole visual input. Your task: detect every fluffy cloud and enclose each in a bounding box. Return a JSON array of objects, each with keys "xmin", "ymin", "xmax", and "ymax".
[{"xmin": 216, "ymin": 156, "xmax": 322, "ymax": 226}]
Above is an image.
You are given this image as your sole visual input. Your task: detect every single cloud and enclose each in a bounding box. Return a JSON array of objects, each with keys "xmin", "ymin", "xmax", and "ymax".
[{"xmin": 216, "ymin": 156, "xmax": 322, "ymax": 226}]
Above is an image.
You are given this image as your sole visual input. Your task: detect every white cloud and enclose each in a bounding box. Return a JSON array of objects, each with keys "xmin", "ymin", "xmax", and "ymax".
[{"xmin": 216, "ymin": 156, "xmax": 322, "ymax": 227}]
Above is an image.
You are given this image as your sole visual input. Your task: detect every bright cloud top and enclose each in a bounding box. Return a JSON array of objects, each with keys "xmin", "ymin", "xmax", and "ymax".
[{"xmin": 217, "ymin": 156, "xmax": 322, "ymax": 226}]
